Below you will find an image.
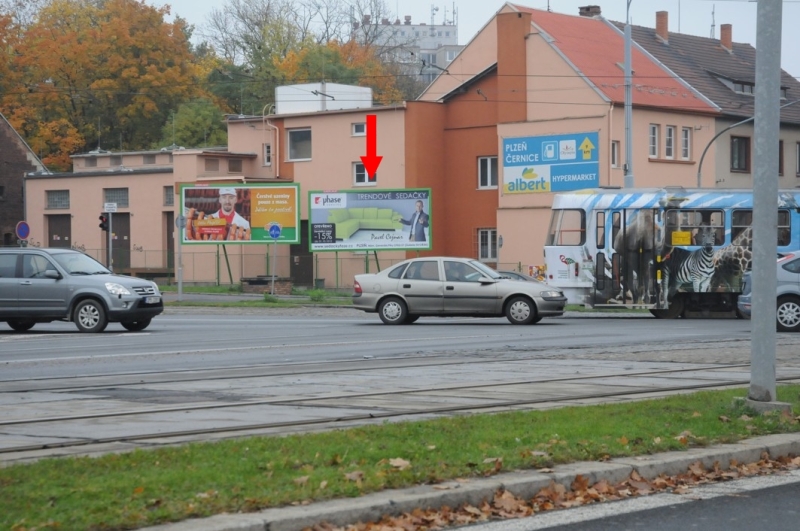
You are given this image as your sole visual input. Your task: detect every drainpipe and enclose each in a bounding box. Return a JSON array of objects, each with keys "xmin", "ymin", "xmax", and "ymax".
[{"xmin": 262, "ymin": 104, "xmax": 280, "ymax": 178}]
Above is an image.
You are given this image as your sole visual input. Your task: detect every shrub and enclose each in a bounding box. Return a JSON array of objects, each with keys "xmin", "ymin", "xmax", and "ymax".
[{"xmin": 308, "ymin": 289, "xmax": 326, "ymax": 302}]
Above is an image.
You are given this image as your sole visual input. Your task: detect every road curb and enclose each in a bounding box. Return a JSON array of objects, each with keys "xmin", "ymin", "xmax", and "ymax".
[{"xmin": 138, "ymin": 433, "xmax": 800, "ymax": 531}]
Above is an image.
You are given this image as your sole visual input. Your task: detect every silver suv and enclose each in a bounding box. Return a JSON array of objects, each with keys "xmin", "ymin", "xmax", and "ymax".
[
  {"xmin": 738, "ymin": 251, "xmax": 800, "ymax": 332},
  {"xmin": 0, "ymin": 248, "xmax": 163, "ymax": 333}
]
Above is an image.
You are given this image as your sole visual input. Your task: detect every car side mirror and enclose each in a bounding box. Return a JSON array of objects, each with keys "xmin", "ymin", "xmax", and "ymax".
[
  {"xmin": 45, "ymin": 269, "xmax": 62, "ymax": 279},
  {"xmin": 479, "ymin": 276, "xmax": 496, "ymax": 284}
]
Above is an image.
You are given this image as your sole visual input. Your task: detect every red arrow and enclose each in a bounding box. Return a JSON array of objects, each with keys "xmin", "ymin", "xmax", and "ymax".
[{"xmin": 360, "ymin": 114, "xmax": 382, "ymax": 181}]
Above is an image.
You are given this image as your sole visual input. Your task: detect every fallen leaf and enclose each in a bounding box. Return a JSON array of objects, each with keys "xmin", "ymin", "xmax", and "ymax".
[
  {"xmin": 389, "ymin": 458, "xmax": 412, "ymax": 470},
  {"xmin": 618, "ymin": 436, "xmax": 629, "ymax": 445},
  {"xmin": 133, "ymin": 486, "xmax": 144, "ymax": 495},
  {"xmin": 653, "ymin": 437, "xmax": 662, "ymax": 444},
  {"xmin": 319, "ymin": 481, "xmax": 327, "ymax": 490},
  {"xmin": 692, "ymin": 411, "xmax": 702, "ymax": 417},
  {"xmin": 483, "ymin": 457, "xmax": 502, "ymax": 464},
  {"xmin": 293, "ymin": 476, "xmax": 309, "ymax": 486},
  {"xmin": 740, "ymin": 415, "xmax": 753, "ymax": 421},
  {"xmin": 719, "ymin": 416, "xmax": 730, "ymax": 423},
  {"xmin": 539, "ymin": 467, "xmax": 554, "ymax": 473},
  {"xmin": 427, "ymin": 445, "xmax": 436, "ymax": 450},
  {"xmin": 344, "ymin": 471, "xmax": 364, "ymax": 482}
]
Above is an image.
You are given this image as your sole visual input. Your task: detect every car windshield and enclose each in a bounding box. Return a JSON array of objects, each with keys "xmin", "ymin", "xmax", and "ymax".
[
  {"xmin": 53, "ymin": 253, "xmax": 110, "ymax": 275},
  {"xmin": 469, "ymin": 260, "xmax": 503, "ymax": 279}
]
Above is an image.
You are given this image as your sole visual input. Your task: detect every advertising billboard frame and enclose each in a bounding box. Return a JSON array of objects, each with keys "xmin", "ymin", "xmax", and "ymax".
[
  {"xmin": 308, "ymin": 188, "xmax": 433, "ymax": 252},
  {"xmin": 178, "ymin": 182, "xmax": 301, "ymax": 244}
]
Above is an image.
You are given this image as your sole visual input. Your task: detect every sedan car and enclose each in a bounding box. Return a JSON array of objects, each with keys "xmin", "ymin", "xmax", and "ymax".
[
  {"xmin": 497, "ymin": 270, "xmax": 542, "ymax": 283},
  {"xmin": 737, "ymin": 251, "xmax": 800, "ymax": 332},
  {"xmin": 352, "ymin": 257, "xmax": 567, "ymax": 325}
]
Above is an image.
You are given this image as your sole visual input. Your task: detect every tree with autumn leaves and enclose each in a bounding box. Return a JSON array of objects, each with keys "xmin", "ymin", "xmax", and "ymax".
[
  {"xmin": 1, "ymin": 0, "xmax": 209, "ymax": 170},
  {"xmin": 0, "ymin": 0, "xmax": 413, "ymax": 171}
]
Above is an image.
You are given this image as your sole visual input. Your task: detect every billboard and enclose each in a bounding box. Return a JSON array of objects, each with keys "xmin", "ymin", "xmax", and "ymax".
[
  {"xmin": 502, "ymin": 132, "xmax": 600, "ymax": 194},
  {"xmin": 309, "ymin": 189, "xmax": 432, "ymax": 251},
  {"xmin": 179, "ymin": 183, "xmax": 300, "ymax": 244}
]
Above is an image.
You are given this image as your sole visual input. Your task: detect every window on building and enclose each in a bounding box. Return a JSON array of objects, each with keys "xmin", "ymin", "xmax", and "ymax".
[
  {"xmin": 611, "ymin": 141, "xmax": 620, "ymax": 168},
  {"xmin": 797, "ymin": 142, "xmax": 800, "ymax": 176},
  {"xmin": 46, "ymin": 190, "xmax": 70, "ymax": 209},
  {"xmin": 681, "ymin": 127, "xmax": 692, "ymax": 160},
  {"xmin": 204, "ymin": 158, "xmax": 219, "ymax": 172},
  {"xmin": 86, "ymin": 157, "xmax": 97, "ymax": 168},
  {"xmin": 110, "ymin": 155, "xmax": 122, "ymax": 166},
  {"xmin": 478, "ymin": 229, "xmax": 497, "ymax": 261},
  {"xmin": 352, "ymin": 123, "xmax": 366, "ymax": 136},
  {"xmin": 288, "ymin": 128, "xmax": 312, "ymax": 160},
  {"xmin": 446, "ymin": 31, "xmax": 450, "ymax": 37},
  {"xmin": 665, "ymin": 126, "xmax": 675, "ymax": 159},
  {"xmin": 478, "ymin": 156, "xmax": 498, "ymax": 189},
  {"xmin": 778, "ymin": 140, "xmax": 784, "ymax": 176},
  {"xmin": 353, "ymin": 162, "xmax": 376, "ymax": 186},
  {"xmin": 163, "ymin": 186, "xmax": 174, "ymax": 207},
  {"xmin": 781, "ymin": 88, "xmax": 787, "ymax": 99},
  {"xmin": 228, "ymin": 158, "xmax": 242, "ymax": 173},
  {"xmin": 263, "ymin": 143, "xmax": 272, "ymax": 166},
  {"xmin": 733, "ymin": 82, "xmax": 754, "ymax": 95},
  {"xmin": 143, "ymin": 154, "xmax": 156, "ymax": 164},
  {"xmin": 168, "ymin": 153, "xmax": 173, "ymax": 163},
  {"xmin": 731, "ymin": 136, "xmax": 750, "ymax": 172},
  {"xmin": 649, "ymin": 124, "xmax": 659, "ymax": 158},
  {"xmin": 104, "ymin": 188, "xmax": 129, "ymax": 207},
  {"xmin": 445, "ymin": 50, "xmax": 457, "ymax": 62}
]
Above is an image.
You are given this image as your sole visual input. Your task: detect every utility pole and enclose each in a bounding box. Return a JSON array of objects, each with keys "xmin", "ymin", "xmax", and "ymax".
[
  {"xmin": 623, "ymin": 0, "xmax": 634, "ymax": 188},
  {"xmin": 748, "ymin": 0, "xmax": 784, "ymax": 411}
]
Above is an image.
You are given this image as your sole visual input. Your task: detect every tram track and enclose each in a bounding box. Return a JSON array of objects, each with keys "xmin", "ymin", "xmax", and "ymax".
[{"xmin": 4, "ymin": 361, "xmax": 800, "ymax": 458}]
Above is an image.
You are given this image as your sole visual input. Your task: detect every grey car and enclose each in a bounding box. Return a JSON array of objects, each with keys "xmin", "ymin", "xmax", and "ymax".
[
  {"xmin": 0, "ymin": 248, "xmax": 163, "ymax": 333},
  {"xmin": 737, "ymin": 251, "xmax": 800, "ymax": 332},
  {"xmin": 352, "ymin": 257, "xmax": 567, "ymax": 325}
]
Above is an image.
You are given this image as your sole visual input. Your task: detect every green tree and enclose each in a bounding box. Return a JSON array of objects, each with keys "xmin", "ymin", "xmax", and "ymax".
[{"xmin": 156, "ymin": 99, "xmax": 228, "ymax": 149}]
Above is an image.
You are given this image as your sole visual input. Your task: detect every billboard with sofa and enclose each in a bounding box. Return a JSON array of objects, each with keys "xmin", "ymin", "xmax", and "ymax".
[
  {"xmin": 308, "ymin": 189, "xmax": 432, "ymax": 251},
  {"xmin": 179, "ymin": 183, "xmax": 300, "ymax": 244}
]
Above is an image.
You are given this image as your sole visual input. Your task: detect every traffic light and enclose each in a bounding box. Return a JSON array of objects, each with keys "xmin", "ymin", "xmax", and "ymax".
[{"xmin": 99, "ymin": 214, "xmax": 109, "ymax": 231}]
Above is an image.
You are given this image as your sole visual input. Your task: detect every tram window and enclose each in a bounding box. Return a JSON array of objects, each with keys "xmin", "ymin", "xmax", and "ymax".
[
  {"xmin": 546, "ymin": 209, "xmax": 585, "ymax": 246},
  {"xmin": 779, "ymin": 210, "xmax": 791, "ymax": 246},
  {"xmin": 666, "ymin": 209, "xmax": 724, "ymax": 246},
  {"xmin": 596, "ymin": 211, "xmax": 605, "ymax": 249},
  {"xmin": 731, "ymin": 209, "xmax": 790, "ymax": 246},
  {"xmin": 732, "ymin": 210, "xmax": 752, "ymax": 243}
]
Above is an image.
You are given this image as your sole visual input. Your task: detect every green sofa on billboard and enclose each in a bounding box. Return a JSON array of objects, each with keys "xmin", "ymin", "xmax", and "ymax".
[{"xmin": 327, "ymin": 207, "xmax": 404, "ymax": 239}]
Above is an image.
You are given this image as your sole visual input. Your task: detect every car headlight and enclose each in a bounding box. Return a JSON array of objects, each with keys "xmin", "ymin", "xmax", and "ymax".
[
  {"xmin": 105, "ymin": 282, "xmax": 131, "ymax": 296},
  {"xmin": 540, "ymin": 291, "xmax": 563, "ymax": 298}
]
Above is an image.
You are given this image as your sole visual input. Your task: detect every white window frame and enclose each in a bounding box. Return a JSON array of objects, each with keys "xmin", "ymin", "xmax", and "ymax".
[
  {"xmin": 478, "ymin": 156, "xmax": 498, "ymax": 189},
  {"xmin": 649, "ymin": 124, "xmax": 659, "ymax": 158},
  {"xmin": 478, "ymin": 228, "xmax": 498, "ymax": 261},
  {"xmin": 287, "ymin": 128, "xmax": 312, "ymax": 161},
  {"xmin": 263, "ymin": 143, "xmax": 272, "ymax": 166},
  {"xmin": 611, "ymin": 141, "xmax": 620, "ymax": 168},
  {"xmin": 352, "ymin": 123, "xmax": 366, "ymax": 136},
  {"xmin": 665, "ymin": 126, "xmax": 675, "ymax": 159},
  {"xmin": 353, "ymin": 162, "xmax": 377, "ymax": 187},
  {"xmin": 681, "ymin": 127, "xmax": 692, "ymax": 160}
]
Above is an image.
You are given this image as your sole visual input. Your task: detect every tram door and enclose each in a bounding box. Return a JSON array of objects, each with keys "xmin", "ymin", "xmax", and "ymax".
[{"xmin": 608, "ymin": 209, "xmax": 661, "ymax": 306}]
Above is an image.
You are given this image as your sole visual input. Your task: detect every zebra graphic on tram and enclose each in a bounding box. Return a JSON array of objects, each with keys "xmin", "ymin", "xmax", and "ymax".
[{"xmin": 543, "ymin": 187, "xmax": 800, "ymax": 317}]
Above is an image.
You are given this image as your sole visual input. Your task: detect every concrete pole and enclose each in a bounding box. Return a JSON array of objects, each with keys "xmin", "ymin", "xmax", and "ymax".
[
  {"xmin": 623, "ymin": 1, "xmax": 634, "ymax": 189},
  {"xmin": 749, "ymin": 0, "xmax": 781, "ymax": 403}
]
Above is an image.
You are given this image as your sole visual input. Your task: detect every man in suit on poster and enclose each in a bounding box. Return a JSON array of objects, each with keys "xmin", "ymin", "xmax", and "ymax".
[{"xmin": 399, "ymin": 200, "xmax": 429, "ymax": 242}]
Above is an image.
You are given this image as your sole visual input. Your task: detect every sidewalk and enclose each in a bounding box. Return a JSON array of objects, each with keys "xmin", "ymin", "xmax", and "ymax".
[{"xmin": 139, "ymin": 433, "xmax": 800, "ymax": 531}]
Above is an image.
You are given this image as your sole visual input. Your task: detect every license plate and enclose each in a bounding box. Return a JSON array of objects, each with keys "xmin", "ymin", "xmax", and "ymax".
[{"xmin": 145, "ymin": 296, "xmax": 161, "ymax": 304}]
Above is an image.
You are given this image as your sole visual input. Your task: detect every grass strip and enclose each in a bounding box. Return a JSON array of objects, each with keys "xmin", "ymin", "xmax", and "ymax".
[{"xmin": 4, "ymin": 386, "xmax": 800, "ymax": 530}]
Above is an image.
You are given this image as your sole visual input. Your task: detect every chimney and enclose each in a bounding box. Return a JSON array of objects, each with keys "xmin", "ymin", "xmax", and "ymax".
[
  {"xmin": 656, "ymin": 11, "xmax": 668, "ymax": 42},
  {"xmin": 381, "ymin": 18, "xmax": 389, "ymax": 25},
  {"xmin": 720, "ymin": 24, "xmax": 732, "ymax": 51},
  {"xmin": 404, "ymin": 15, "xmax": 411, "ymax": 25},
  {"xmin": 362, "ymin": 14, "xmax": 371, "ymax": 25},
  {"xmin": 578, "ymin": 5, "xmax": 601, "ymax": 17}
]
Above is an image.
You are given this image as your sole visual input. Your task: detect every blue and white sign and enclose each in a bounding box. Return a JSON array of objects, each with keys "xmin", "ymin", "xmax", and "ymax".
[
  {"xmin": 502, "ymin": 132, "xmax": 600, "ymax": 194},
  {"xmin": 268, "ymin": 223, "xmax": 282, "ymax": 239}
]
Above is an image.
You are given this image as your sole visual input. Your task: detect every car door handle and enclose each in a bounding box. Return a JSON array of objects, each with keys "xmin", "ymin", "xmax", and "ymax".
[
  {"xmin": 403, "ymin": 284, "xmax": 411, "ymax": 288},
  {"xmin": 446, "ymin": 286, "xmax": 454, "ymax": 290},
  {"xmin": 19, "ymin": 280, "xmax": 32, "ymax": 286}
]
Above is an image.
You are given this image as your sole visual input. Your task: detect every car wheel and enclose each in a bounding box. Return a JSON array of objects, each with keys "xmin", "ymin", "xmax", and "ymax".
[
  {"xmin": 378, "ymin": 297, "xmax": 407, "ymax": 325},
  {"xmin": 531, "ymin": 316, "xmax": 543, "ymax": 324},
  {"xmin": 74, "ymin": 299, "xmax": 108, "ymax": 333},
  {"xmin": 121, "ymin": 318, "xmax": 152, "ymax": 332},
  {"xmin": 649, "ymin": 296, "xmax": 684, "ymax": 319},
  {"xmin": 404, "ymin": 315, "xmax": 419, "ymax": 324},
  {"xmin": 7, "ymin": 320, "xmax": 35, "ymax": 332},
  {"xmin": 777, "ymin": 296, "xmax": 800, "ymax": 332},
  {"xmin": 505, "ymin": 296, "xmax": 536, "ymax": 325}
]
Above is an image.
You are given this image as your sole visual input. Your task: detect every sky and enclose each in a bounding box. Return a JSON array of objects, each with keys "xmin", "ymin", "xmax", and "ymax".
[{"xmin": 155, "ymin": 0, "xmax": 800, "ymax": 79}]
